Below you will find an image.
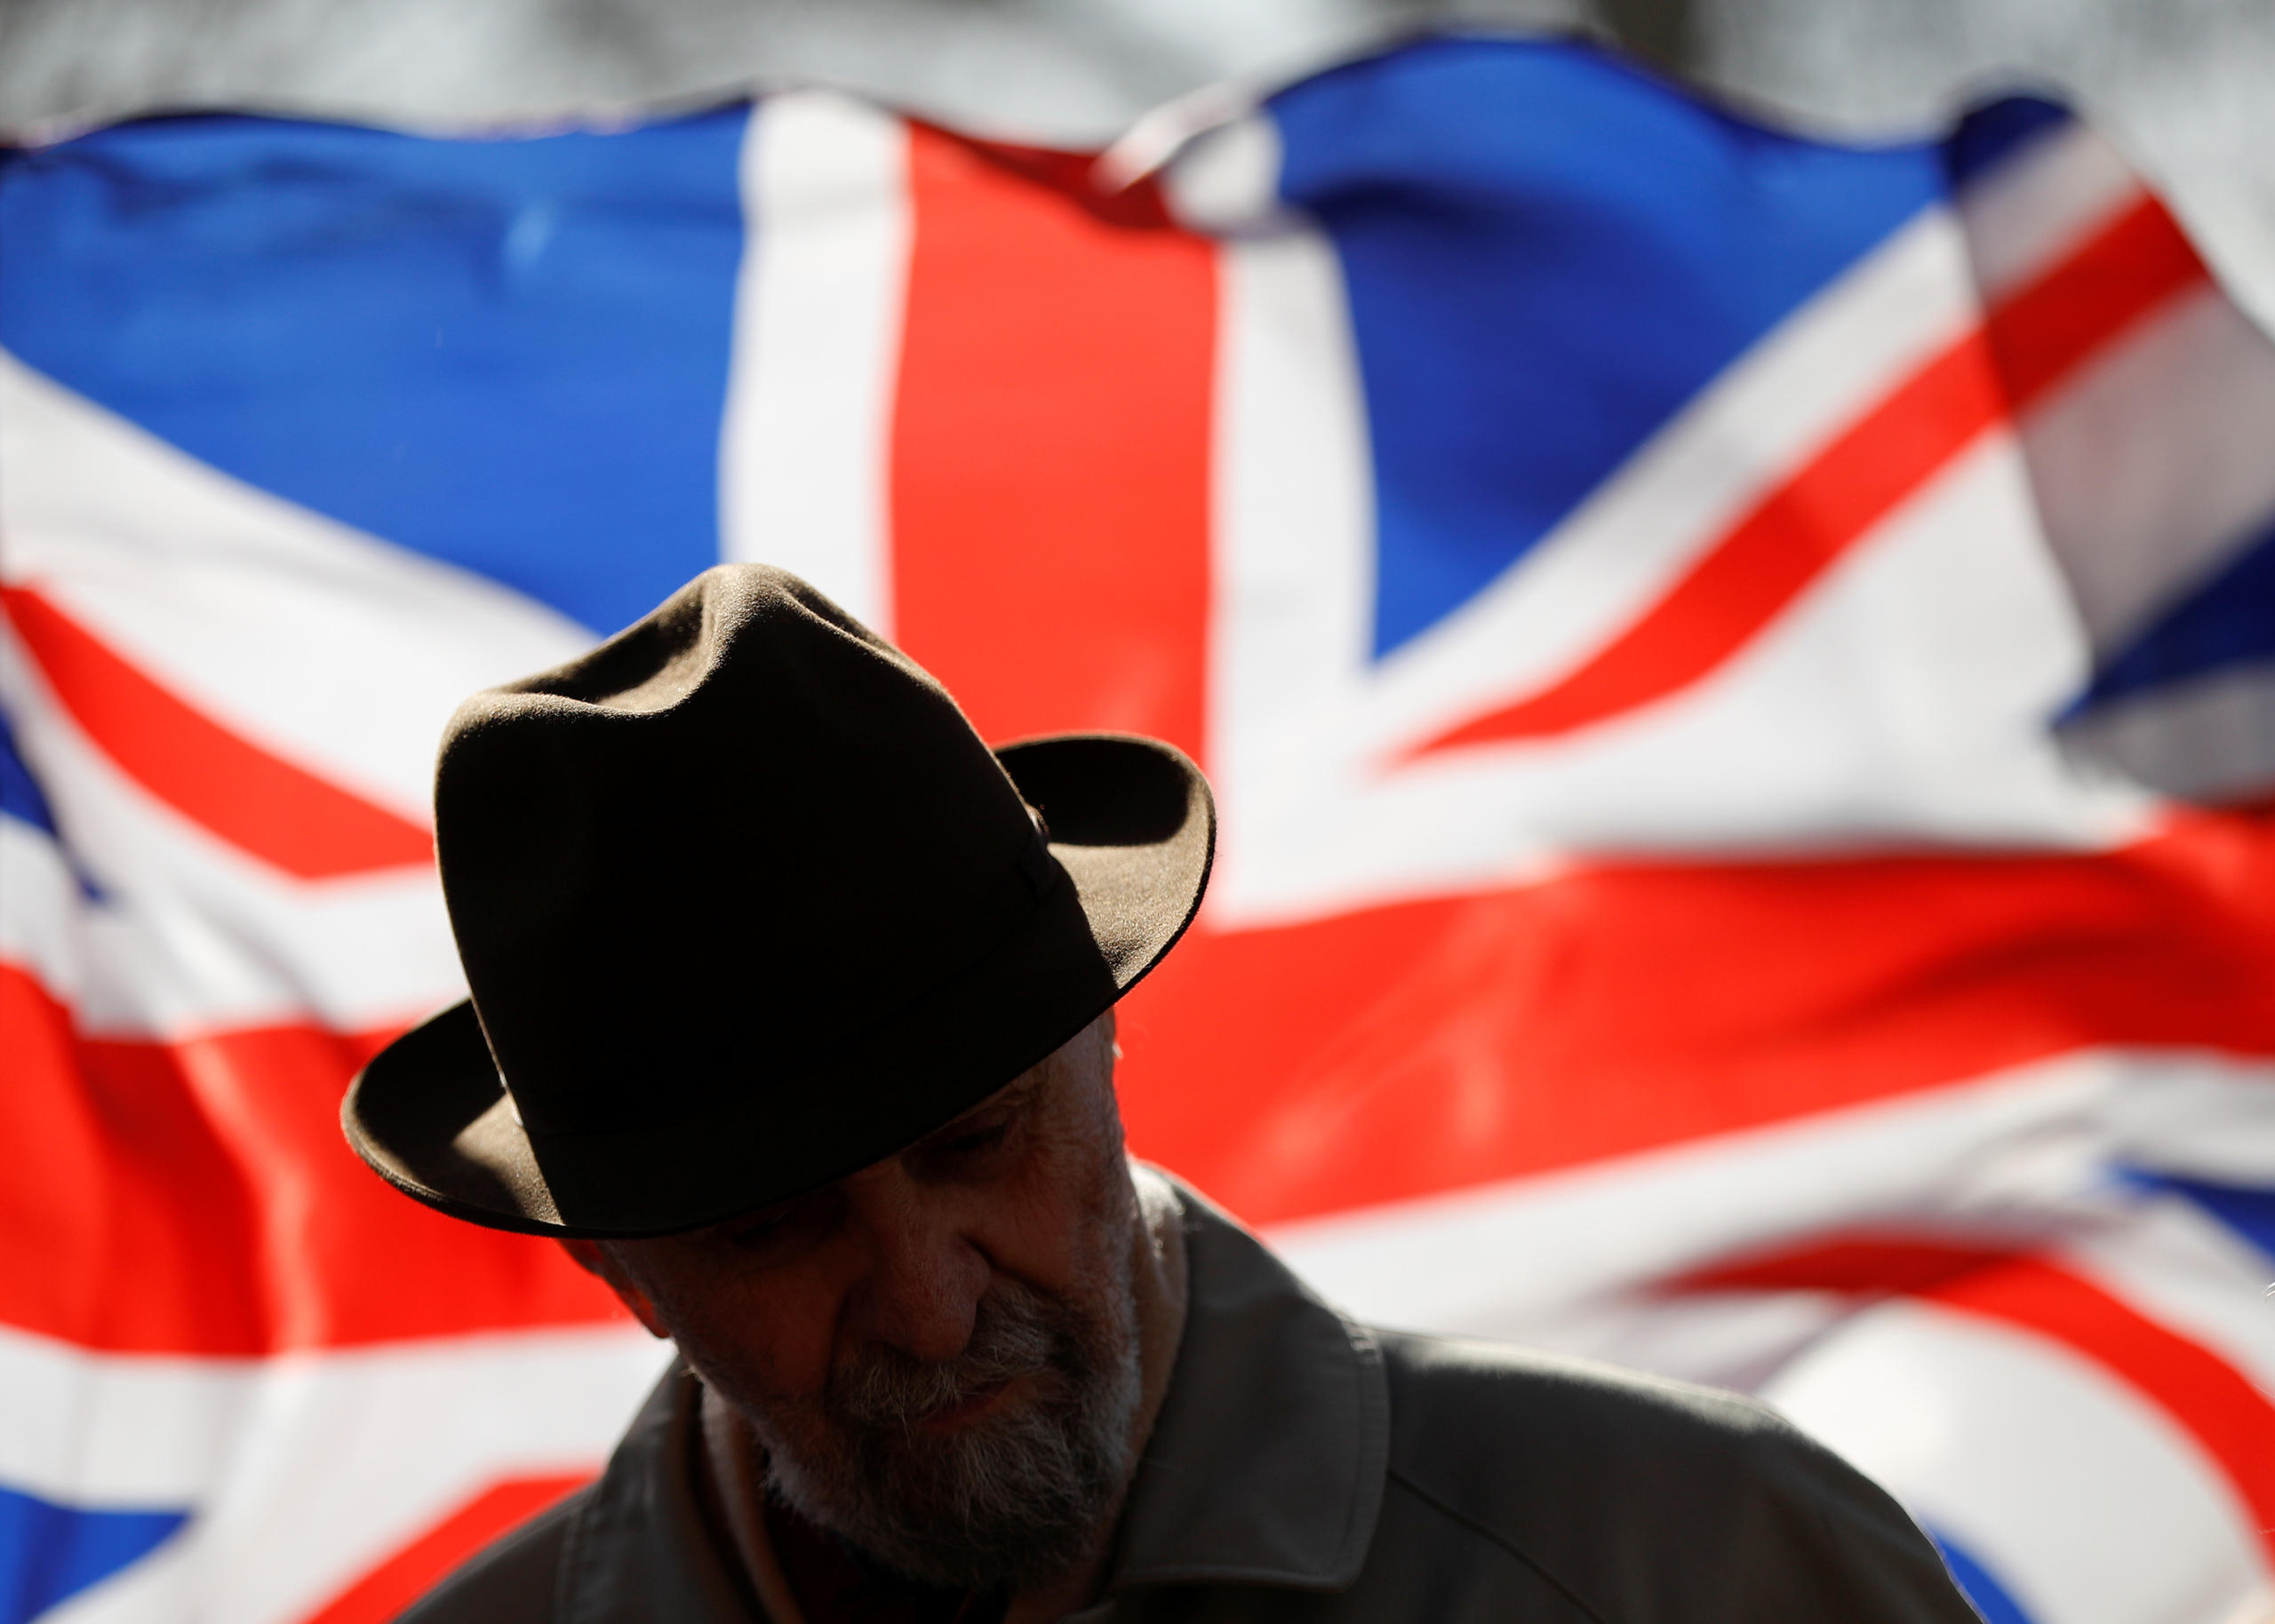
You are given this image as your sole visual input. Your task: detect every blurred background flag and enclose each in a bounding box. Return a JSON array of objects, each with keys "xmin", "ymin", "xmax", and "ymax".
[{"xmin": 5, "ymin": 30, "xmax": 2275, "ymax": 1624}]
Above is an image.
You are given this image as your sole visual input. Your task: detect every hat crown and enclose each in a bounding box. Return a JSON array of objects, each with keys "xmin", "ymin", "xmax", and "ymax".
[
  {"xmin": 435, "ymin": 565, "xmax": 1048, "ymax": 1142},
  {"xmin": 347, "ymin": 562, "xmax": 1212, "ymax": 1237}
]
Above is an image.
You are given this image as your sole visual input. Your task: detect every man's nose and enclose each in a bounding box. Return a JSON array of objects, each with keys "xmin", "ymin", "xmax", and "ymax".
[{"xmin": 843, "ymin": 1171, "xmax": 990, "ymax": 1363}]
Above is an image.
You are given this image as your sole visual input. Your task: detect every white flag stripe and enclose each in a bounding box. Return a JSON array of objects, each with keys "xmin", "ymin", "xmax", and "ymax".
[
  {"xmin": 719, "ymin": 91, "xmax": 911, "ymax": 638},
  {"xmin": 2020, "ymin": 286, "xmax": 2275, "ymax": 652},
  {"xmin": 1270, "ymin": 1050, "xmax": 2119, "ymax": 1337},
  {"xmin": 1204, "ymin": 219, "xmax": 1384, "ymax": 925},
  {"xmin": 1267, "ymin": 1047, "xmax": 2275, "ymax": 1342},
  {"xmin": 0, "ymin": 1322, "xmax": 666, "ymax": 1623},
  {"xmin": 0, "ymin": 350, "xmax": 592, "ymax": 827},
  {"xmin": 2091, "ymin": 1048, "xmax": 2275, "ymax": 1185},
  {"xmin": 1522, "ymin": 1290, "xmax": 1858, "ymax": 1398},
  {"xmin": 1159, "ymin": 109, "xmax": 1292, "ymax": 235},
  {"xmin": 1762, "ymin": 1302, "xmax": 2271, "ymax": 1624},
  {"xmin": 0, "ymin": 627, "xmax": 461, "ymax": 1036},
  {"xmin": 1656, "ymin": 430, "xmax": 2130, "ymax": 854},
  {"xmin": 180, "ymin": 1330, "xmax": 667, "ymax": 1624},
  {"xmin": 1, "ymin": 815, "xmax": 82, "ymax": 1006},
  {"xmin": 1958, "ymin": 120, "xmax": 2148, "ymax": 302},
  {"xmin": 0, "ymin": 1325, "xmax": 257, "ymax": 1506}
]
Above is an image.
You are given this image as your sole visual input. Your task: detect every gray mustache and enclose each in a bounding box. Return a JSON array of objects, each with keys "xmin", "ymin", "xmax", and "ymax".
[{"xmin": 832, "ymin": 1284, "xmax": 1064, "ymax": 1428}]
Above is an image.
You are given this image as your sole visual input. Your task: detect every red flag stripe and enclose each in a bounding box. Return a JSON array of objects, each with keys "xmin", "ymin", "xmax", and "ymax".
[
  {"xmin": 1664, "ymin": 1234, "xmax": 2024, "ymax": 1298},
  {"xmin": 294, "ymin": 1473, "xmax": 591, "ymax": 1624},
  {"xmin": 1, "ymin": 586, "xmax": 434, "ymax": 880},
  {"xmin": 1987, "ymin": 195, "xmax": 2209, "ymax": 406},
  {"xmin": 890, "ymin": 127, "xmax": 1217, "ymax": 758},
  {"xmin": 1117, "ymin": 808, "xmax": 2275, "ymax": 1225},
  {"xmin": 0, "ymin": 965, "xmax": 624, "ymax": 1354},
  {"xmin": 1411, "ymin": 194, "xmax": 2208, "ymax": 756}
]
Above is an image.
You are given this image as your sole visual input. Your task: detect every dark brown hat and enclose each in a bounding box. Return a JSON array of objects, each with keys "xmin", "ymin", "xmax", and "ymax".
[{"xmin": 342, "ymin": 564, "xmax": 1213, "ymax": 1237}]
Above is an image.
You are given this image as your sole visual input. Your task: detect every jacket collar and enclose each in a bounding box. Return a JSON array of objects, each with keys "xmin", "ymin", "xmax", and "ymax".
[
  {"xmin": 557, "ymin": 1168, "xmax": 1389, "ymax": 1620},
  {"xmin": 1105, "ymin": 1173, "xmax": 1388, "ymax": 1594},
  {"xmin": 560, "ymin": 1362, "xmax": 752, "ymax": 1624}
]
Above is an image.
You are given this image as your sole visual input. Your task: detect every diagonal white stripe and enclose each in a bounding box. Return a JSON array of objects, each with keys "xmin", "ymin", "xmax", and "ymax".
[
  {"xmin": 0, "ymin": 1323, "xmax": 667, "ymax": 1624},
  {"xmin": 0, "ymin": 814, "xmax": 82, "ymax": 1006},
  {"xmin": 1959, "ymin": 120, "xmax": 2148, "ymax": 302},
  {"xmin": 0, "ymin": 349, "xmax": 592, "ymax": 828},
  {"xmin": 0, "ymin": 621, "xmax": 461, "ymax": 1036},
  {"xmin": 1762, "ymin": 1300, "xmax": 2270, "ymax": 1624},
  {"xmin": 2021, "ymin": 286, "xmax": 2275, "ymax": 653}
]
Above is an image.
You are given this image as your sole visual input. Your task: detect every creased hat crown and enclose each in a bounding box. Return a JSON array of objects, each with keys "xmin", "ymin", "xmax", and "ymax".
[{"xmin": 437, "ymin": 567, "xmax": 1043, "ymax": 1142}]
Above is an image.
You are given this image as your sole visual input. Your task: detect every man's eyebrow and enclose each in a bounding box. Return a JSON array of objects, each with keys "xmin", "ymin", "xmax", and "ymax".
[{"xmin": 919, "ymin": 1071, "xmax": 1046, "ymax": 1144}]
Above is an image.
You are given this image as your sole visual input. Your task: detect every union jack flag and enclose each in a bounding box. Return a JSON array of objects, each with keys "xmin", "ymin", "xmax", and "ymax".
[{"xmin": 5, "ymin": 33, "xmax": 2275, "ymax": 1624}]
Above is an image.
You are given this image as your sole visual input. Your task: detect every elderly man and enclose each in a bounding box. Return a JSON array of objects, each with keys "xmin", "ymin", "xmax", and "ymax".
[{"xmin": 348, "ymin": 566, "xmax": 1978, "ymax": 1623}]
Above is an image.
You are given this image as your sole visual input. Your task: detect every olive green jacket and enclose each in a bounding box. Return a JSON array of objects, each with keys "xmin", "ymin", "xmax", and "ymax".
[{"xmin": 402, "ymin": 1181, "xmax": 1979, "ymax": 1623}]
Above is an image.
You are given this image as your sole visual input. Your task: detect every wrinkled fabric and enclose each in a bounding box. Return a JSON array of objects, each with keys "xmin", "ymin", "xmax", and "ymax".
[{"xmin": 401, "ymin": 1173, "xmax": 1979, "ymax": 1623}]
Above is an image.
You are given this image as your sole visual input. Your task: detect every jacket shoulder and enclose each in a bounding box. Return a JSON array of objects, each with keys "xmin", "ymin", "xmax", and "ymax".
[
  {"xmin": 395, "ymin": 1488, "xmax": 587, "ymax": 1624},
  {"xmin": 1378, "ymin": 1327, "xmax": 1806, "ymax": 1494},
  {"xmin": 1372, "ymin": 1330, "xmax": 1976, "ymax": 1622}
]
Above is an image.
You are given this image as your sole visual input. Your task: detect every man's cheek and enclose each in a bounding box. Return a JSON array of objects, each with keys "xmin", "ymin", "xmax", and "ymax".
[{"xmin": 686, "ymin": 1303, "xmax": 830, "ymax": 1409}]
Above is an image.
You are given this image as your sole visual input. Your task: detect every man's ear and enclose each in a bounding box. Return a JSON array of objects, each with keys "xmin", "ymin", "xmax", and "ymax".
[{"xmin": 558, "ymin": 1238, "xmax": 672, "ymax": 1341}]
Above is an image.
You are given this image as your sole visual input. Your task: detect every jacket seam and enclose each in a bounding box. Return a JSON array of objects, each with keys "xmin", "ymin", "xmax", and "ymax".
[
  {"xmin": 555, "ymin": 1481, "xmax": 595, "ymax": 1624},
  {"xmin": 1329, "ymin": 1311, "xmax": 1392, "ymax": 1583},
  {"xmin": 1383, "ymin": 1469, "xmax": 1610, "ymax": 1624}
]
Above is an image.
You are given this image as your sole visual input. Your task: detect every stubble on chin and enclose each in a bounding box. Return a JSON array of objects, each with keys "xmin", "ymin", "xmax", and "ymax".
[{"xmin": 712, "ymin": 1260, "xmax": 1142, "ymax": 1595}]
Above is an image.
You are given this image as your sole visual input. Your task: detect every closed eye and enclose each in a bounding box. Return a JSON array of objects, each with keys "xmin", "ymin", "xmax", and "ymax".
[
  {"xmin": 914, "ymin": 1107, "xmax": 1024, "ymax": 1179},
  {"xmin": 938, "ymin": 1120, "xmax": 1010, "ymax": 1158},
  {"xmin": 721, "ymin": 1191, "xmax": 839, "ymax": 1254},
  {"xmin": 727, "ymin": 1208, "xmax": 794, "ymax": 1247}
]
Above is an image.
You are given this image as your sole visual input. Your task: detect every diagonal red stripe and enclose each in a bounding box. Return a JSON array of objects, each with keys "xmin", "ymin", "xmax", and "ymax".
[
  {"xmin": 1664, "ymin": 1235, "xmax": 2023, "ymax": 1298},
  {"xmin": 1666, "ymin": 1235, "xmax": 2275, "ymax": 1567},
  {"xmin": 0, "ymin": 965, "xmax": 627, "ymax": 1354},
  {"xmin": 1412, "ymin": 331, "xmax": 2009, "ymax": 750},
  {"xmin": 1935, "ymin": 1260, "xmax": 2275, "ymax": 1569},
  {"xmin": 1, "ymin": 586, "xmax": 432, "ymax": 880},
  {"xmin": 1988, "ymin": 196, "xmax": 2207, "ymax": 408},
  {"xmin": 294, "ymin": 1473, "xmax": 591, "ymax": 1624},
  {"xmin": 1410, "ymin": 195, "xmax": 2209, "ymax": 757}
]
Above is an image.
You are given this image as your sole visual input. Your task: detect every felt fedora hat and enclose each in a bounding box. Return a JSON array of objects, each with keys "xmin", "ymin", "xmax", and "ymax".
[{"xmin": 343, "ymin": 564, "xmax": 1213, "ymax": 1238}]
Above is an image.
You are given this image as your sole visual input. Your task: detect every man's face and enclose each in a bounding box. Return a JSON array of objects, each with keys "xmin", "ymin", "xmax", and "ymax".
[{"xmin": 572, "ymin": 1015, "xmax": 1142, "ymax": 1592}]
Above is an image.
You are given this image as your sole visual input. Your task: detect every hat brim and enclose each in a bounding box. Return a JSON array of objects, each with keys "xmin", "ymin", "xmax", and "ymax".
[{"xmin": 342, "ymin": 732, "xmax": 1213, "ymax": 1238}]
